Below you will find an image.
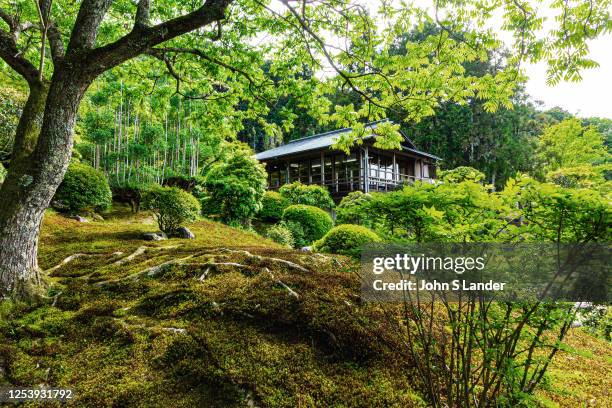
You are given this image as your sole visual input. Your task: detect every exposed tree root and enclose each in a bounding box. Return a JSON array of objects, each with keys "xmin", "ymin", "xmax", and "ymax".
[
  {"xmin": 96, "ymin": 255, "xmax": 193, "ymax": 286},
  {"xmin": 112, "ymin": 245, "xmax": 182, "ymax": 266},
  {"xmin": 112, "ymin": 246, "xmax": 147, "ymax": 265},
  {"xmin": 217, "ymin": 248, "xmax": 309, "ymax": 273},
  {"xmin": 162, "ymin": 327, "xmax": 187, "ymax": 334},
  {"xmin": 265, "ymin": 267, "xmax": 300, "ymax": 299},
  {"xmin": 45, "ymin": 253, "xmax": 91, "ymax": 274}
]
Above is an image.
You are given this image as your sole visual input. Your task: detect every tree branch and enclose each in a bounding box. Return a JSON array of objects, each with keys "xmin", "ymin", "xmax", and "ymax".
[
  {"xmin": 47, "ymin": 22, "xmax": 65, "ymax": 63},
  {"xmin": 148, "ymin": 46, "xmax": 273, "ymax": 104},
  {"xmin": 146, "ymin": 47, "xmax": 259, "ymax": 102},
  {"xmin": 0, "ymin": 9, "xmax": 14, "ymax": 29},
  {"xmin": 83, "ymin": 0, "xmax": 232, "ymax": 77},
  {"xmin": 0, "ymin": 28, "xmax": 41, "ymax": 85},
  {"xmin": 67, "ymin": 0, "xmax": 114, "ymax": 54},
  {"xmin": 135, "ymin": 0, "xmax": 150, "ymax": 28}
]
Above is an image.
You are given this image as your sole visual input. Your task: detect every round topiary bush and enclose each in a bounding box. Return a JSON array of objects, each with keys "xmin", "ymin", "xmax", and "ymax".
[
  {"xmin": 142, "ymin": 186, "xmax": 201, "ymax": 235},
  {"xmin": 265, "ymin": 223, "xmax": 294, "ymax": 247},
  {"xmin": 282, "ymin": 204, "xmax": 333, "ymax": 247},
  {"xmin": 279, "ymin": 182, "xmax": 335, "ymax": 210},
  {"xmin": 313, "ymin": 224, "xmax": 382, "ymax": 258},
  {"xmin": 259, "ymin": 191, "xmax": 288, "ymax": 221},
  {"xmin": 54, "ymin": 162, "xmax": 112, "ymax": 213}
]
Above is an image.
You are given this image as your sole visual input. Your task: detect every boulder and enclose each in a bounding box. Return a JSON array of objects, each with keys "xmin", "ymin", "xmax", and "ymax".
[
  {"xmin": 300, "ymin": 246, "xmax": 312, "ymax": 252},
  {"xmin": 91, "ymin": 213, "xmax": 105, "ymax": 221},
  {"xmin": 142, "ymin": 232, "xmax": 167, "ymax": 241},
  {"xmin": 72, "ymin": 215, "xmax": 89, "ymax": 223},
  {"xmin": 175, "ymin": 226, "xmax": 195, "ymax": 239}
]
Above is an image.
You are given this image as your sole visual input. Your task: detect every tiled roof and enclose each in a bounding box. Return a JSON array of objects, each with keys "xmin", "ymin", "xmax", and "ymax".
[{"xmin": 254, "ymin": 120, "xmax": 440, "ymax": 161}]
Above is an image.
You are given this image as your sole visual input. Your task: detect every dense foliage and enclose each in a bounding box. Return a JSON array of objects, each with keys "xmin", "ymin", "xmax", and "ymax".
[
  {"xmin": 0, "ymin": 163, "xmax": 5, "ymax": 184},
  {"xmin": 282, "ymin": 205, "xmax": 333, "ymax": 247},
  {"xmin": 536, "ymin": 118, "xmax": 611, "ymax": 193},
  {"xmin": 279, "ymin": 182, "xmax": 335, "ymax": 210},
  {"xmin": 204, "ymin": 145, "xmax": 267, "ymax": 228},
  {"xmin": 142, "ymin": 186, "xmax": 201, "ymax": 235},
  {"xmin": 313, "ymin": 224, "xmax": 381, "ymax": 258},
  {"xmin": 258, "ymin": 191, "xmax": 288, "ymax": 221},
  {"xmin": 53, "ymin": 163, "xmax": 112, "ymax": 214},
  {"xmin": 439, "ymin": 166, "xmax": 486, "ymax": 184},
  {"xmin": 265, "ymin": 223, "xmax": 294, "ymax": 248},
  {"xmin": 335, "ymin": 191, "xmax": 373, "ymax": 225},
  {"xmin": 0, "ymin": 86, "xmax": 25, "ymax": 162}
]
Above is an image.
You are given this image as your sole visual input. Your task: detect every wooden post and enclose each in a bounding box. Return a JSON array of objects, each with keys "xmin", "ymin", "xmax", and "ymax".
[
  {"xmin": 364, "ymin": 146, "xmax": 369, "ymax": 193},
  {"xmin": 321, "ymin": 151, "xmax": 325, "ymax": 186},
  {"xmin": 392, "ymin": 152, "xmax": 397, "ymax": 185}
]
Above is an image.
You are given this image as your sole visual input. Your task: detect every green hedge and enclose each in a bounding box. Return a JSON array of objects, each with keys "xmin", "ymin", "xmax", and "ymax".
[
  {"xmin": 279, "ymin": 182, "xmax": 334, "ymax": 210},
  {"xmin": 282, "ymin": 204, "xmax": 333, "ymax": 247},
  {"xmin": 54, "ymin": 162, "xmax": 112, "ymax": 213},
  {"xmin": 142, "ymin": 186, "xmax": 201, "ymax": 235},
  {"xmin": 313, "ymin": 224, "xmax": 381, "ymax": 258},
  {"xmin": 259, "ymin": 191, "xmax": 288, "ymax": 221}
]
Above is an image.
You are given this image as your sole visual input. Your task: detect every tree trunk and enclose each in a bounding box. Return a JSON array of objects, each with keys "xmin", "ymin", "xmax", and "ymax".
[{"xmin": 0, "ymin": 71, "xmax": 90, "ymax": 300}]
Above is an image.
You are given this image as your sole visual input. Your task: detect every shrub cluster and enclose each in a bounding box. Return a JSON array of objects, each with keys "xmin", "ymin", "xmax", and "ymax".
[
  {"xmin": 279, "ymin": 182, "xmax": 334, "ymax": 210},
  {"xmin": 54, "ymin": 162, "xmax": 112, "ymax": 213},
  {"xmin": 142, "ymin": 186, "xmax": 201, "ymax": 235},
  {"xmin": 336, "ymin": 191, "xmax": 373, "ymax": 225},
  {"xmin": 265, "ymin": 223, "xmax": 294, "ymax": 247},
  {"xmin": 313, "ymin": 224, "xmax": 381, "ymax": 258},
  {"xmin": 204, "ymin": 148, "xmax": 267, "ymax": 227},
  {"xmin": 282, "ymin": 204, "xmax": 333, "ymax": 247},
  {"xmin": 259, "ymin": 191, "xmax": 288, "ymax": 221},
  {"xmin": 439, "ymin": 166, "xmax": 485, "ymax": 184}
]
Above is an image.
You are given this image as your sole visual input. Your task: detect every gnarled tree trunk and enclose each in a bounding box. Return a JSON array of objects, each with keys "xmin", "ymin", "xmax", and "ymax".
[
  {"xmin": 0, "ymin": 0, "xmax": 231, "ymax": 301},
  {"xmin": 0, "ymin": 72, "xmax": 89, "ymax": 300}
]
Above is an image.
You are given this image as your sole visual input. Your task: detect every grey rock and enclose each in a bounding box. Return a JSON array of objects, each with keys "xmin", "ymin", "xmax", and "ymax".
[
  {"xmin": 142, "ymin": 232, "xmax": 167, "ymax": 241},
  {"xmin": 72, "ymin": 215, "xmax": 88, "ymax": 222},
  {"xmin": 300, "ymin": 246, "xmax": 312, "ymax": 252},
  {"xmin": 92, "ymin": 213, "xmax": 104, "ymax": 221},
  {"xmin": 175, "ymin": 226, "xmax": 195, "ymax": 239}
]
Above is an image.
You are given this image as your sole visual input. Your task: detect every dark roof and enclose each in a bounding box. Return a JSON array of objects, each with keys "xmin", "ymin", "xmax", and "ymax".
[{"xmin": 254, "ymin": 119, "xmax": 440, "ymax": 161}]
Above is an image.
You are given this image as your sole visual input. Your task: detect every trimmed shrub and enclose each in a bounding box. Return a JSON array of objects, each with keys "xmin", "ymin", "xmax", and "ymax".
[
  {"xmin": 259, "ymin": 191, "xmax": 288, "ymax": 221},
  {"xmin": 439, "ymin": 166, "xmax": 485, "ymax": 184},
  {"xmin": 204, "ymin": 147, "xmax": 267, "ymax": 227},
  {"xmin": 142, "ymin": 186, "xmax": 201, "ymax": 235},
  {"xmin": 281, "ymin": 220, "xmax": 306, "ymax": 248},
  {"xmin": 313, "ymin": 224, "xmax": 382, "ymax": 258},
  {"xmin": 265, "ymin": 223, "xmax": 294, "ymax": 247},
  {"xmin": 336, "ymin": 191, "xmax": 373, "ymax": 225},
  {"xmin": 54, "ymin": 162, "xmax": 112, "ymax": 213},
  {"xmin": 279, "ymin": 182, "xmax": 334, "ymax": 210},
  {"xmin": 282, "ymin": 204, "xmax": 333, "ymax": 247}
]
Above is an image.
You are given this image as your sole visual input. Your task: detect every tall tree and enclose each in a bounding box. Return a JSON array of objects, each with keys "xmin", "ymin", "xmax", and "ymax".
[{"xmin": 0, "ymin": 0, "xmax": 609, "ymax": 299}]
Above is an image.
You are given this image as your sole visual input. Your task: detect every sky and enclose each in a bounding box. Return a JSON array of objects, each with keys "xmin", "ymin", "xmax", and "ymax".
[{"xmin": 522, "ymin": 35, "xmax": 612, "ymax": 118}]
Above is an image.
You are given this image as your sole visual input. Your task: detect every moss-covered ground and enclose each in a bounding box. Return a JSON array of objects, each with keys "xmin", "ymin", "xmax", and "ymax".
[{"xmin": 0, "ymin": 206, "xmax": 609, "ymax": 407}]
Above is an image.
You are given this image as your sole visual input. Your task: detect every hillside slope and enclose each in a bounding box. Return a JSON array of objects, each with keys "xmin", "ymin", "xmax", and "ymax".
[{"xmin": 0, "ymin": 210, "xmax": 609, "ymax": 407}]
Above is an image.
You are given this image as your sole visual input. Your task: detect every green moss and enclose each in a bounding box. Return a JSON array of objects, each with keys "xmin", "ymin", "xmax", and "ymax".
[{"xmin": 0, "ymin": 209, "xmax": 608, "ymax": 407}]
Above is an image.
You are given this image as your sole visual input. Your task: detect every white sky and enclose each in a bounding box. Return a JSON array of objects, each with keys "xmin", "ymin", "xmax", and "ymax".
[{"xmin": 522, "ymin": 35, "xmax": 612, "ymax": 118}]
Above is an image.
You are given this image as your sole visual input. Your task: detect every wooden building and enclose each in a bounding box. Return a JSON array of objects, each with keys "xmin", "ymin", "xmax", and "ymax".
[{"xmin": 255, "ymin": 120, "xmax": 440, "ymax": 200}]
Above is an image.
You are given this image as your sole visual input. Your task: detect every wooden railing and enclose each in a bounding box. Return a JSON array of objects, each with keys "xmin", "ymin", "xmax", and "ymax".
[{"xmin": 268, "ymin": 174, "xmax": 434, "ymax": 191}]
